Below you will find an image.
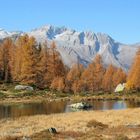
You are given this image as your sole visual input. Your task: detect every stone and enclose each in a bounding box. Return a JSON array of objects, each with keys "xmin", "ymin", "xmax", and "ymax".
[
  {"xmin": 15, "ymin": 85, "xmax": 34, "ymax": 91},
  {"xmin": 69, "ymin": 102, "xmax": 92, "ymax": 109},
  {"xmin": 21, "ymin": 136, "xmax": 31, "ymax": 140},
  {"xmin": 48, "ymin": 127, "xmax": 57, "ymax": 134}
]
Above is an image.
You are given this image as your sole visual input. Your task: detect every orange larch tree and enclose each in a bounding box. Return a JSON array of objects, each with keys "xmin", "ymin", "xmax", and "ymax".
[
  {"xmin": 66, "ymin": 64, "xmax": 84, "ymax": 93},
  {"xmin": 51, "ymin": 76, "xmax": 65, "ymax": 92},
  {"xmin": 81, "ymin": 55, "xmax": 104, "ymax": 92},
  {"xmin": 0, "ymin": 38, "xmax": 15, "ymax": 82},
  {"xmin": 19, "ymin": 35, "xmax": 38, "ymax": 85},
  {"xmin": 48, "ymin": 42, "xmax": 66, "ymax": 86},
  {"xmin": 102, "ymin": 64, "xmax": 116, "ymax": 92},
  {"xmin": 127, "ymin": 49, "xmax": 140, "ymax": 90},
  {"xmin": 36, "ymin": 42, "xmax": 49, "ymax": 88},
  {"xmin": 113, "ymin": 68, "xmax": 126, "ymax": 87},
  {"xmin": 93, "ymin": 55, "xmax": 105, "ymax": 91}
]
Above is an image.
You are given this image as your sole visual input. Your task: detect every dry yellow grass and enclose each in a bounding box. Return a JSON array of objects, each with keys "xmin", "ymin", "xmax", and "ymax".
[{"xmin": 0, "ymin": 108, "xmax": 140, "ymax": 139}]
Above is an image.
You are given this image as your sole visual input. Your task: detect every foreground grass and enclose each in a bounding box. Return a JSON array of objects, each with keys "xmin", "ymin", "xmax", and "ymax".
[{"xmin": 0, "ymin": 108, "xmax": 140, "ymax": 139}]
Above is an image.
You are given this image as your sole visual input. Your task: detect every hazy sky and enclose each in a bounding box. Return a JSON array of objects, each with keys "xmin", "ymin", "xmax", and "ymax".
[{"xmin": 0, "ymin": 0, "xmax": 139, "ymax": 44}]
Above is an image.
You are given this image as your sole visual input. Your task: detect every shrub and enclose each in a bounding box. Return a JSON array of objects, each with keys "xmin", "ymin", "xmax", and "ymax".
[
  {"xmin": 87, "ymin": 119, "xmax": 108, "ymax": 129},
  {"xmin": 0, "ymin": 91, "xmax": 6, "ymax": 98}
]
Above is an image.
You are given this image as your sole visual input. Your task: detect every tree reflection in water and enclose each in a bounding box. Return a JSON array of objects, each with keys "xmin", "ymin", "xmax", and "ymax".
[{"xmin": 0, "ymin": 100, "xmax": 139, "ymax": 119}]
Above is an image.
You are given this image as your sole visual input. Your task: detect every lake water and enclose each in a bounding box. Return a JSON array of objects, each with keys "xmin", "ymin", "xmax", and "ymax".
[{"xmin": 0, "ymin": 100, "xmax": 140, "ymax": 119}]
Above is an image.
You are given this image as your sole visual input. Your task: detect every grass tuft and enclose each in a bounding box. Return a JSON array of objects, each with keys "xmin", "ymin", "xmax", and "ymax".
[{"xmin": 87, "ymin": 119, "xmax": 108, "ymax": 129}]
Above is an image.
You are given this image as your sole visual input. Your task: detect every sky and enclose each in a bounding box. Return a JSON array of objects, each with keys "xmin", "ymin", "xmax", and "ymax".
[{"xmin": 0, "ymin": 0, "xmax": 139, "ymax": 44}]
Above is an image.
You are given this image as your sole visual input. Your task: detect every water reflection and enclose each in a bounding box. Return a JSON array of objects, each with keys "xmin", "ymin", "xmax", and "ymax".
[{"xmin": 0, "ymin": 100, "xmax": 140, "ymax": 119}]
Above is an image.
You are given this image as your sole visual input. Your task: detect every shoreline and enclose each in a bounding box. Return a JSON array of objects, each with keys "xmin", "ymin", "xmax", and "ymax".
[{"xmin": 0, "ymin": 93, "xmax": 140, "ymax": 104}]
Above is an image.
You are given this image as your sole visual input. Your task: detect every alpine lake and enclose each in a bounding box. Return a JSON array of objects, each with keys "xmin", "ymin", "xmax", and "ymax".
[{"xmin": 0, "ymin": 99, "xmax": 140, "ymax": 119}]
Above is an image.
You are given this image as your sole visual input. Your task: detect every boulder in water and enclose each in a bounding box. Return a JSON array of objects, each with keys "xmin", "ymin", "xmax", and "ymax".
[{"xmin": 69, "ymin": 102, "xmax": 92, "ymax": 109}]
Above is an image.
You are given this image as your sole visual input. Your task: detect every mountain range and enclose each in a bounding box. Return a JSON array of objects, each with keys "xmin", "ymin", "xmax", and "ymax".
[{"xmin": 0, "ymin": 25, "xmax": 140, "ymax": 71}]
